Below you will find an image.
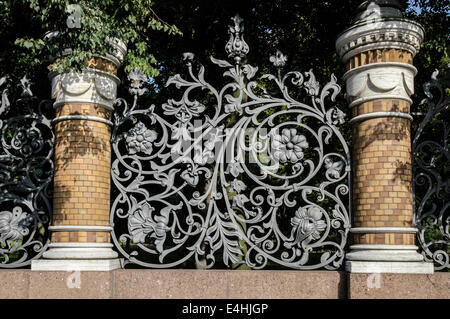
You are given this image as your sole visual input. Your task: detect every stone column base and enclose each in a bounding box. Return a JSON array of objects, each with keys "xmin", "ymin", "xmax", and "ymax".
[
  {"xmin": 42, "ymin": 243, "xmax": 118, "ymax": 259},
  {"xmin": 346, "ymin": 261, "xmax": 434, "ymax": 274},
  {"xmin": 345, "ymin": 244, "xmax": 434, "ymax": 274},
  {"xmin": 31, "ymin": 243, "xmax": 122, "ymax": 271},
  {"xmin": 31, "ymin": 259, "xmax": 122, "ymax": 271}
]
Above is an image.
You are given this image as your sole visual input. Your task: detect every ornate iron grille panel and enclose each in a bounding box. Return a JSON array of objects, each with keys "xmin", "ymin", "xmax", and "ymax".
[
  {"xmin": 412, "ymin": 70, "xmax": 449, "ymax": 271},
  {"xmin": 111, "ymin": 16, "xmax": 351, "ymax": 269},
  {"xmin": 0, "ymin": 76, "xmax": 54, "ymax": 268}
]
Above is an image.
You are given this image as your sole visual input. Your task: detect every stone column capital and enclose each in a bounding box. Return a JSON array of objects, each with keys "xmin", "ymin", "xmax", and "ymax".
[
  {"xmin": 343, "ymin": 62, "xmax": 417, "ymax": 108},
  {"xmin": 49, "ymin": 68, "xmax": 121, "ymax": 111},
  {"xmin": 336, "ymin": 17, "xmax": 424, "ymax": 63}
]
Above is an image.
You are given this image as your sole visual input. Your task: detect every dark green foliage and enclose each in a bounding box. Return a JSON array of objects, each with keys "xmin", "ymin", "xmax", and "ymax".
[{"xmin": 0, "ymin": 0, "xmax": 181, "ymax": 97}]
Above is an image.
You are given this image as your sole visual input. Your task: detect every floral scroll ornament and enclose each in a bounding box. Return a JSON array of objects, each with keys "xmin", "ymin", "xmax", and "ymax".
[
  {"xmin": 11, "ymin": 127, "xmax": 44, "ymax": 158},
  {"xmin": 325, "ymin": 158, "xmax": 345, "ymax": 179},
  {"xmin": 127, "ymin": 68, "xmax": 148, "ymax": 97},
  {"xmin": 271, "ymin": 128, "xmax": 309, "ymax": 163},
  {"xmin": 125, "ymin": 121, "xmax": 157, "ymax": 155},
  {"xmin": 110, "ymin": 15, "xmax": 351, "ymax": 270},
  {"xmin": 0, "ymin": 207, "xmax": 30, "ymax": 248},
  {"xmin": 0, "ymin": 75, "xmax": 53, "ymax": 267},
  {"xmin": 286, "ymin": 206, "xmax": 327, "ymax": 249},
  {"xmin": 270, "ymin": 50, "xmax": 288, "ymax": 68},
  {"xmin": 128, "ymin": 199, "xmax": 182, "ymax": 253}
]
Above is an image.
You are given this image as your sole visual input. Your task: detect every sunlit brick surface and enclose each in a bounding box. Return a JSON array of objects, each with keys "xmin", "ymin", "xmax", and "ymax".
[
  {"xmin": 52, "ymin": 104, "xmax": 112, "ymax": 243},
  {"xmin": 349, "ymin": 52, "xmax": 414, "ymax": 245}
]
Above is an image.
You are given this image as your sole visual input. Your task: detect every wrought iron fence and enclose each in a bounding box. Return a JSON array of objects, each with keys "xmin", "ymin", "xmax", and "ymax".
[
  {"xmin": 0, "ymin": 15, "xmax": 447, "ymax": 273},
  {"xmin": 0, "ymin": 76, "xmax": 54, "ymax": 268},
  {"xmin": 110, "ymin": 15, "xmax": 351, "ymax": 270},
  {"xmin": 412, "ymin": 69, "xmax": 450, "ymax": 271}
]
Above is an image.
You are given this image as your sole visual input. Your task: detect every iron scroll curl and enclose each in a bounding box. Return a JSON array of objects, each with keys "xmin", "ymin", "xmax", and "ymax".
[{"xmin": 0, "ymin": 76, "xmax": 54, "ymax": 268}]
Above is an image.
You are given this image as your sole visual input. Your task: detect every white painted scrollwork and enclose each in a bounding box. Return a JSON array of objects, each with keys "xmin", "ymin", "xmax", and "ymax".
[{"xmin": 0, "ymin": 76, "xmax": 54, "ymax": 267}]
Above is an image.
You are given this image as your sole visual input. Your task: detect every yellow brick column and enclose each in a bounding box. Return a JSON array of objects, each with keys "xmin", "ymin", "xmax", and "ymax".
[
  {"xmin": 51, "ymin": 102, "xmax": 113, "ymax": 245},
  {"xmin": 336, "ymin": 1, "xmax": 433, "ymax": 273},
  {"xmin": 32, "ymin": 39, "xmax": 127, "ymax": 271}
]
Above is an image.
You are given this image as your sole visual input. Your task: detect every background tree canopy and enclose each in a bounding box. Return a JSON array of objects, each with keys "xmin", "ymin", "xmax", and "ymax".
[
  {"xmin": 145, "ymin": 0, "xmax": 448, "ymax": 115},
  {"xmin": 0, "ymin": 0, "xmax": 448, "ymax": 115}
]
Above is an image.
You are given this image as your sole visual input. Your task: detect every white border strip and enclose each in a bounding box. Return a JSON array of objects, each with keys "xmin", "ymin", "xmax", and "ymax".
[
  {"xmin": 49, "ymin": 225, "xmax": 113, "ymax": 232},
  {"xmin": 48, "ymin": 67, "xmax": 120, "ymax": 84},
  {"xmin": 349, "ymin": 111, "xmax": 413, "ymax": 124},
  {"xmin": 348, "ymin": 96, "xmax": 413, "ymax": 109},
  {"xmin": 343, "ymin": 62, "xmax": 418, "ymax": 80},
  {"xmin": 52, "ymin": 114, "xmax": 113, "ymax": 126},
  {"xmin": 52, "ymin": 101, "xmax": 115, "ymax": 112},
  {"xmin": 48, "ymin": 242, "xmax": 114, "ymax": 248},
  {"xmin": 349, "ymin": 244, "xmax": 419, "ymax": 250},
  {"xmin": 350, "ymin": 227, "xmax": 418, "ymax": 234}
]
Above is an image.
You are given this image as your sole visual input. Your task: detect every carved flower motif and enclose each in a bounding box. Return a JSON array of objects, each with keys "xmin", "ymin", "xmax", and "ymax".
[
  {"xmin": 327, "ymin": 107, "xmax": 346, "ymax": 125},
  {"xmin": 290, "ymin": 206, "xmax": 327, "ymax": 245},
  {"xmin": 270, "ymin": 50, "xmax": 288, "ymax": 68},
  {"xmin": 271, "ymin": 128, "xmax": 309, "ymax": 163},
  {"xmin": 162, "ymin": 99, "xmax": 206, "ymax": 123},
  {"xmin": 11, "ymin": 127, "xmax": 43, "ymax": 158},
  {"xmin": 304, "ymin": 70, "xmax": 320, "ymax": 96},
  {"xmin": 181, "ymin": 169, "xmax": 199, "ymax": 186},
  {"xmin": 226, "ymin": 161, "xmax": 244, "ymax": 177},
  {"xmin": 0, "ymin": 207, "xmax": 30, "ymax": 247},
  {"xmin": 232, "ymin": 194, "xmax": 249, "ymax": 208},
  {"xmin": 230, "ymin": 179, "xmax": 246, "ymax": 193},
  {"xmin": 225, "ymin": 14, "xmax": 249, "ymax": 62},
  {"xmin": 182, "ymin": 52, "xmax": 195, "ymax": 65},
  {"xmin": 128, "ymin": 202, "xmax": 168, "ymax": 253},
  {"xmin": 325, "ymin": 158, "xmax": 345, "ymax": 179},
  {"xmin": 127, "ymin": 68, "xmax": 148, "ymax": 96},
  {"xmin": 125, "ymin": 122, "xmax": 157, "ymax": 155}
]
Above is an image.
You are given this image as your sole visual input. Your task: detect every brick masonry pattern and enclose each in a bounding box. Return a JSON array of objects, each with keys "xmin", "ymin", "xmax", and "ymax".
[
  {"xmin": 52, "ymin": 104, "xmax": 112, "ymax": 243},
  {"xmin": 347, "ymin": 48, "xmax": 413, "ymax": 70},
  {"xmin": 348, "ymin": 48, "xmax": 414, "ymax": 245}
]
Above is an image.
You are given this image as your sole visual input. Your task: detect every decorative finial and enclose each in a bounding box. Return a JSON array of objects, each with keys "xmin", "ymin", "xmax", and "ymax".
[
  {"xmin": 127, "ymin": 68, "xmax": 148, "ymax": 97},
  {"xmin": 182, "ymin": 52, "xmax": 195, "ymax": 66},
  {"xmin": 19, "ymin": 76, "xmax": 33, "ymax": 97},
  {"xmin": 270, "ymin": 50, "xmax": 288, "ymax": 68},
  {"xmin": 354, "ymin": 0, "xmax": 405, "ymax": 22},
  {"xmin": 225, "ymin": 14, "xmax": 249, "ymax": 65}
]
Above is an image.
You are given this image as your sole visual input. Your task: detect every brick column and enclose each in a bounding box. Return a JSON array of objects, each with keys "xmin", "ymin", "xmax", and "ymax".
[
  {"xmin": 32, "ymin": 39, "xmax": 127, "ymax": 271},
  {"xmin": 336, "ymin": 1, "xmax": 433, "ymax": 273}
]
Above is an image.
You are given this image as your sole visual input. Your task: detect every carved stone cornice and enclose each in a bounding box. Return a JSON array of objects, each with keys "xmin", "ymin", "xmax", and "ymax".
[
  {"xmin": 343, "ymin": 62, "xmax": 417, "ymax": 108},
  {"xmin": 49, "ymin": 38, "xmax": 127, "ymax": 111},
  {"xmin": 49, "ymin": 68, "xmax": 121, "ymax": 110},
  {"xmin": 336, "ymin": 18, "xmax": 424, "ymax": 63}
]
